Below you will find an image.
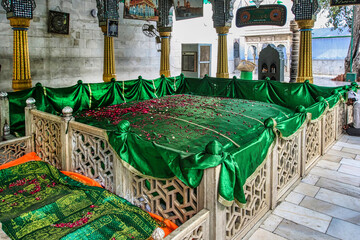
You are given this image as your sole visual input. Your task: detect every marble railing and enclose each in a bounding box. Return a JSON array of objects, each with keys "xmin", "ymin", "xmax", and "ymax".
[{"xmin": 0, "ymin": 98, "xmax": 347, "ymax": 240}]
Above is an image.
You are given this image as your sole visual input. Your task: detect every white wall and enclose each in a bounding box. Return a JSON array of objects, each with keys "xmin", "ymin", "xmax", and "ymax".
[{"xmin": 0, "ymin": 0, "xmax": 161, "ymax": 91}]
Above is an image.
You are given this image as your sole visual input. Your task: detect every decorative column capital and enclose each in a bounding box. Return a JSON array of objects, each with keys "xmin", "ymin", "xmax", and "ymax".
[
  {"xmin": 100, "ymin": 25, "xmax": 107, "ymax": 34},
  {"xmin": 216, "ymin": 26, "xmax": 230, "ymax": 35},
  {"xmin": 10, "ymin": 18, "xmax": 31, "ymax": 28},
  {"xmin": 295, "ymin": 19, "xmax": 315, "ymax": 30},
  {"xmin": 159, "ymin": 31, "xmax": 171, "ymax": 37}
]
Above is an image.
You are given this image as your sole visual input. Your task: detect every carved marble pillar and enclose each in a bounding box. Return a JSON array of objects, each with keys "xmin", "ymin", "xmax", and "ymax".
[
  {"xmin": 216, "ymin": 26, "xmax": 230, "ymax": 78},
  {"xmin": 290, "ymin": 20, "xmax": 300, "ymax": 83},
  {"xmin": 296, "ymin": 20, "xmax": 315, "ymax": 83}
]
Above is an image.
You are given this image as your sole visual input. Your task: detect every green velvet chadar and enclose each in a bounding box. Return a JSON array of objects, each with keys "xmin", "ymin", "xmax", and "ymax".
[
  {"xmin": 6, "ymin": 75, "xmax": 356, "ymax": 207},
  {"xmin": 0, "ymin": 161, "xmax": 158, "ymax": 240}
]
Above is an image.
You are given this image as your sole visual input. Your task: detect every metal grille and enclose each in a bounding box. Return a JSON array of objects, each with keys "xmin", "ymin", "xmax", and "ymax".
[
  {"xmin": 291, "ymin": 0, "xmax": 319, "ymax": 21},
  {"xmin": 96, "ymin": 0, "xmax": 120, "ymax": 23},
  {"xmin": 4, "ymin": 0, "xmax": 36, "ymax": 18}
]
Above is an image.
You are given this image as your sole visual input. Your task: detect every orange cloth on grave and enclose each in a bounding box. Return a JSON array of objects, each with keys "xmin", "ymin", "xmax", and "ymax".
[
  {"xmin": 61, "ymin": 171, "xmax": 103, "ymax": 188},
  {"xmin": 0, "ymin": 152, "xmax": 41, "ymax": 170},
  {"xmin": 147, "ymin": 211, "xmax": 178, "ymax": 237},
  {"xmin": 1, "ymin": 152, "xmax": 178, "ymax": 237}
]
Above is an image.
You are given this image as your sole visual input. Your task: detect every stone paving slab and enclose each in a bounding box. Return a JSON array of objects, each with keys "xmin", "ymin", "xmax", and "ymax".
[
  {"xmin": 341, "ymin": 147, "xmax": 360, "ymax": 156},
  {"xmin": 293, "ymin": 182, "xmax": 320, "ymax": 197},
  {"xmin": 315, "ymin": 188, "xmax": 360, "ymax": 212},
  {"xmin": 301, "ymin": 174, "xmax": 319, "ymax": 185},
  {"xmin": 340, "ymin": 158, "xmax": 360, "ymax": 168},
  {"xmin": 249, "ymin": 228, "xmax": 287, "ymax": 240},
  {"xmin": 310, "ymin": 166, "xmax": 360, "ymax": 186},
  {"xmin": 315, "ymin": 177, "xmax": 360, "ymax": 199},
  {"xmin": 285, "ymin": 192, "xmax": 305, "ymax": 205},
  {"xmin": 316, "ymin": 160, "xmax": 340, "ymax": 171},
  {"xmin": 326, "ymin": 149, "xmax": 356, "ymax": 159},
  {"xmin": 273, "ymin": 219, "xmax": 339, "ymax": 240},
  {"xmin": 318, "ymin": 154, "xmax": 342, "ymax": 163},
  {"xmin": 260, "ymin": 214, "xmax": 284, "ymax": 232},
  {"xmin": 338, "ymin": 164, "xmax": 360, "ymax": 177},
  {"xmin": 326, "ymin": 218, "xmax": 360, "ymax": 240},
  {"xmin": 300, "ymin": 196, "xmax": 360, "ymax": 226},
  {"xmin": 334, "ymin": 142, "xmax": 360, "ymax": 150},
  {"xmin": 273, "ymin": 202, "xmax": 332, "ymax": 233}
]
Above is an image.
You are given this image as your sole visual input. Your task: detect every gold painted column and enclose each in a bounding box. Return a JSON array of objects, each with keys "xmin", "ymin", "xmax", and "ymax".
[
  {"xmin": 101, "ymin": 26, "xmax": 116, "ymax": 82},
  {"xmin": 10, "ymin": 18, "xmax": 32, "ymax": 91},
  {"xmin": 216, "ymin": 26, "xmax": 230, "ymax": 78},
  {"xmin": 296, "ymin": 20, "xmax": 315, "ymax": 83},
  {"xmin": 159, "ymin": 31, "xmax": 171, "ymax": 77}
]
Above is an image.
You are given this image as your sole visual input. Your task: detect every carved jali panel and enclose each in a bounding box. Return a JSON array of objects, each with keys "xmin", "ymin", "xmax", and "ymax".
[
  {"xmin": 32, "ymin": 115, "xmax": 62, "ymax": 169},
  {"xmin": 131, "ymin": 175, "xmax": 200, "ymax": 226},
  {"xmin": 180, "ymin": 224, "xmax": 205, "ymax": 240},
  {"xmin": 324, "ymin": 110, "xmax": 335, "ymax": 149},
  {"xmin": 71, "ymin": 130, "xmax": 114, "ymax": 192},
  {"xmin": 337, "ymin": 103, "xmax": 346, "ymax": 136},
  {"xmin": 0, "ymin": 138, "xmax": 30, "ymax": 165},
  {"xmin": 305, "ymin": 121, "xmax": 321, "ymax": 168},
  {"xmin": 277, "ymin": 134, "xmax": 300, "ymax": 193},
  {"xmin": 225, "ymin": 160, "xmax": 269, "ymax": 239}
]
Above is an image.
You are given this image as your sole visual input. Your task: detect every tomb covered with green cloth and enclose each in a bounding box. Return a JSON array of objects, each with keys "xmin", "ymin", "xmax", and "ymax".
[
  {"xmin": 73, "ymin": 94, "xmax": 307, "ymax": 206},
  {"xmin": 5, "ymin": 76, "xmax": 354, "ymax": 207}
]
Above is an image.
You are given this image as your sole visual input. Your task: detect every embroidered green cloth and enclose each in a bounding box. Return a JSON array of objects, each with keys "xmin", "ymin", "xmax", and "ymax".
[
  {"xmin": 74, "ymin": 95, "xmax": 299, "ymax": 206},
  {"xmin": 0, "ymin": 161, "xmax": 158, "ymax": 240}
]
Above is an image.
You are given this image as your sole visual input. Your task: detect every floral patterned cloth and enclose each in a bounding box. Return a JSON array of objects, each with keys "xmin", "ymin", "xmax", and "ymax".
[{"xmin": 0, "ymin": 161, "xmax": 158, "ymax": 240}]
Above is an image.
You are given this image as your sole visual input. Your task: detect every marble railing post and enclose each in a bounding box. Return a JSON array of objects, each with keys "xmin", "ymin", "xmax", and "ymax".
[
  {"xmin": 61, "ymin": 106, "xmax": 73, "ymax": 170},
  {"xmin": 159, "ymin": 31, "xmax": 171, "ymax": 77},
  {"xmin": 10, "ymin": 18, "xmax": 32, "ymax": 91},
  {"xmin": 0, "ymin": 92, "xmax": 9, "ymax": 139},
  {"xmin": 101, "ymin": 26, "xmax": 116, "ymax": 82},
  {"xmin": 296, "ymin": 19, "xmax": 315, "ymax": 83},
  {"xmin": 216, "ymin": 26, "xmax": 230, "ymax": 78}
]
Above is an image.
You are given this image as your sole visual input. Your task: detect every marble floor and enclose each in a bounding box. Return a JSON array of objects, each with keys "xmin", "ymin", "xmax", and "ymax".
[
  {"xmin": 246, "ymin": 134, "xmax": 360, "ymax": 240},
  {"xmin": 1, "ymin": 135, "xmax": 360, "ymax": 240}
]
